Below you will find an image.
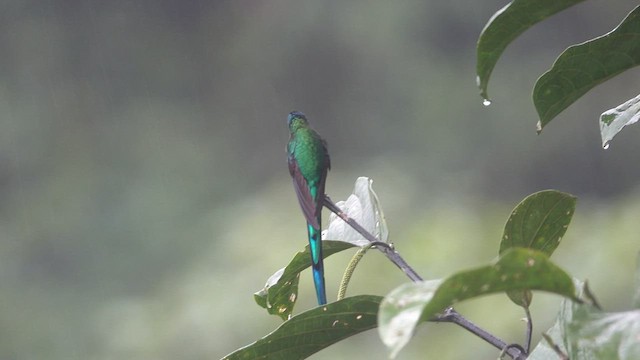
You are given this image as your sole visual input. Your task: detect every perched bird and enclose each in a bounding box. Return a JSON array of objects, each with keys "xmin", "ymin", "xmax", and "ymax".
[{"xmin": 287, "ymin": 111, "xmax": 331, "ymax": 305}]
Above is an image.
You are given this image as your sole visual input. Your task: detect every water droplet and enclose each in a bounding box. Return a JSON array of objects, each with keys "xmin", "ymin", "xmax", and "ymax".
[
  {"xmin": 603, "ymin": 142, "xmax": 610, "ymax": 150},
  {"xmin": 536, "ymin": 121, "xmax": 542, "ymax": 134},
  {"xmin": 482, "ymin": 99, "xmax": 492, "ymax": 107}
]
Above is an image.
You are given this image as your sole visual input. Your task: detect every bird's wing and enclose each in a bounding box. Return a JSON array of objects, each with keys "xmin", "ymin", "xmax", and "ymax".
[
  {"xmin": 322, "ymin": 138, "xmax": 331, "ymax": 171},
  {"xmin": 288, "ymin": 155, "xmax": 321, "ymax": 229}
]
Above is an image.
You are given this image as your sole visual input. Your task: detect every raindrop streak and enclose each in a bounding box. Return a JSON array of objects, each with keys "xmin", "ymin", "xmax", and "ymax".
[{"xmin": 482, "ymin": 99, "xmax": 492, "ymax": 107}]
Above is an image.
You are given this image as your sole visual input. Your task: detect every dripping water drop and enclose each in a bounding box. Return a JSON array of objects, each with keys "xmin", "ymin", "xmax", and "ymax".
[
  {"xmin": 482, "ymin": 99, "xmax": 492, "ymax": 107},
  {"xmin": 603, "ymin": 142, "xmax": 610, "ymax": 150}
]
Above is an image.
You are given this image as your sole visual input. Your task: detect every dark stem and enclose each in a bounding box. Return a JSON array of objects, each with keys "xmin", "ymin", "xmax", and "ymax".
[
  {"xmin": 524, "ymin": 307, "xmax": 533, "ymax": 354},
  {"xmin": 323, "ymin": 196, "xmax": 423, "ymax": 281},
  {"xmin": 322, "ymin": 195, "xmax": 528, "ymax": 360},
  {"xmin": 438, "ymin": 308, "xmax": 527, "ymax": 360}
]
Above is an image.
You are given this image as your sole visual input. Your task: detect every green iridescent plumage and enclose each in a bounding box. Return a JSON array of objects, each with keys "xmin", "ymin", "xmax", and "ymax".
[{"xmin": 287, "ymin": 111, "xmax": 330, "ymax": 305}]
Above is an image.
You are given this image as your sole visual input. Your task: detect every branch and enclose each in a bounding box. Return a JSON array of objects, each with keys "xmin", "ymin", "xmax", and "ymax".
[
  {"xmin": 322, "ymin": 195, "xmax": 528, "ymax": 360},
  {"xmin": 438, "ymin": 308, "xmax": 527, "ymax": 360},
  {"xmin": 323, "ymin": 196, "xmax": 422, "ymax": 281}
]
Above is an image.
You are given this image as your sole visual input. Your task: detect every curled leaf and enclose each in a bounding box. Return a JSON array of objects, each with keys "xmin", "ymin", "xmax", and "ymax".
[
  {"xmin": 600, "ymin": 94, "xmax": 640, "ymax": 149},
  {"xmin": 323, "ymin": 177, "xmax": 389, "ymax": 244}
]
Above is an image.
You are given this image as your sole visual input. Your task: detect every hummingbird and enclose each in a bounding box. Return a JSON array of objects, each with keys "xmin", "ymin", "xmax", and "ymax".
[{"xmin": 287, "ymin": 111, "xmax": 331, "ymax": 305}]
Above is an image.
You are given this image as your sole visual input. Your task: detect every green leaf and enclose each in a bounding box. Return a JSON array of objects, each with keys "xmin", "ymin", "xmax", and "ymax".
[
  {"xmin": 531, "ymin": 281, "xmax": 640, "ymax": 360},
  {"xmin": 600, "ymin": 94, "xmax": 640, "ymax": 149},
  {"xmin": 476, "ymin": 0, "xmax": 585, "ymax": 101},
  {"xmin": 500, "ymin": 190, "xmax": 576, "ymax": 257},
  {"xmin": 254, "ymin": 240, "xmax": 357, "ymax": 320},
  {"xmin": 500, "ymin": 190, "xmax": 576, "ymax": 307},
  {"xmin": 534, "ymin": 5, "xmax": 640, "ymax": 131},
  {"xmin": 224, "ymin": 295, "xmax": 382, "ymax": 360},
  {"xmin": 378, "ymin": 248, "xmax": 577, "ymax": 358}
]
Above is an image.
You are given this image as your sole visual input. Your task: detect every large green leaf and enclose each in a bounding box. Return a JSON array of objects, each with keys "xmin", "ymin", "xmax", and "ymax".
[
  {"xmin": 534, "ymin": 5, "xmax": 640, "ymax": 131},
  {"xmin": 378, "ymin": 248, "xmax": 577, "ymax": 358},
  {"xmin": 600, "ymin": 94, "xmax": 640, "ymax": 149},
  {"xmin": 224, "ymin": 295, "xmax": 382, "ymax": 360},
  {"xmin": 500, "ymin": 190, "xmax": 576, "ymax": 257},
  {"xmin": 476, "ymin": 0, "xmax": 585, "ymax": 101},
  {"xmin": 500, "ymin": 190, "xmax": 576, "ymax": 307},
  {"xmin": 254, "ymin": 240, "xmax": 357, "ymax": 320}
]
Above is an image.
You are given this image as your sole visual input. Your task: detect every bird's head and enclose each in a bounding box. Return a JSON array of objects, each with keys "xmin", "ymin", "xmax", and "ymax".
[{"xmin": 288, "ymin": 111, "xmax": 308, "ymax": 132}]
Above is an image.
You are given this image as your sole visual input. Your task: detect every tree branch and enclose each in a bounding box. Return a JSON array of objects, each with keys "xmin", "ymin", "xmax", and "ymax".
[
  {"xmin": 323, "ymin": 195, "xmax": 528, "ymax": 360},
  {"xmin": 323, "ymin": 196, "xmax": 422, "ymax": 281}
]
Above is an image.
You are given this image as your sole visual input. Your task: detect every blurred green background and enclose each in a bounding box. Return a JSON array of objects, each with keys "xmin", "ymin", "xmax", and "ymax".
[{"xmin": 1, "ymin": 1, "xmax": 639, "ymax": 359}]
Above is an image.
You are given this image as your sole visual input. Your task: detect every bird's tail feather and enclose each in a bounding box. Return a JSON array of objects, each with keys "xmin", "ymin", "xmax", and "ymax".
[{"xmin": 307, "ymin": 223, "xmax": 326, "ymax": 305}]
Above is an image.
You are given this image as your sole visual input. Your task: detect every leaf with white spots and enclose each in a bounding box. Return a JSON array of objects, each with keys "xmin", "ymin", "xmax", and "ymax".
[
  {"xmin": 600, "ymin": 93, "xmax": 640, "ymax": 149},
  {"xmin": 378, "ymin": 248, "xmax": 577, "ymax": 358},
  {"xmin": 225, "ymin": 295, "xmax": 381, "ymax": 360},
  {"xmin": 500, "ymin": 190, "xmax": 576, "ymax": 307},
  {"xmin": 254, "ymin": 240, "xmax": 357, "ymax": 319},
  {"xmin": 500, "ymin": 190, "xmax": 576, "ymax": 257}
]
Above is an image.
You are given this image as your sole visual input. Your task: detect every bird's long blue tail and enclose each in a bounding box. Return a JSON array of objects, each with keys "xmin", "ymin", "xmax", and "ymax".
[{"xmin": 307, "ymin": 223, "xmax": 326, "ymax": 305}]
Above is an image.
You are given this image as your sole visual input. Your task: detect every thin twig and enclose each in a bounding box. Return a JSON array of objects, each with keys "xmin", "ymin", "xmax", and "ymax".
[
  {"xmin": 524, "ymin": 307, "xmax": 533, "ymax": 354},
  {"xmin": 438, "ymin": 308, "xmax": 527, "ymax": 360},
  {"xmin": 323, "ymin": 196, "xmax": 422, "ymax": 282}
]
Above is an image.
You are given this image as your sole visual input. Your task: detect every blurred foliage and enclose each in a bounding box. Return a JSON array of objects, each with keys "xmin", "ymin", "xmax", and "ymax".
[{"xmin": 0, "ymin": 1, "xmax": 639, "ymax": 359}]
